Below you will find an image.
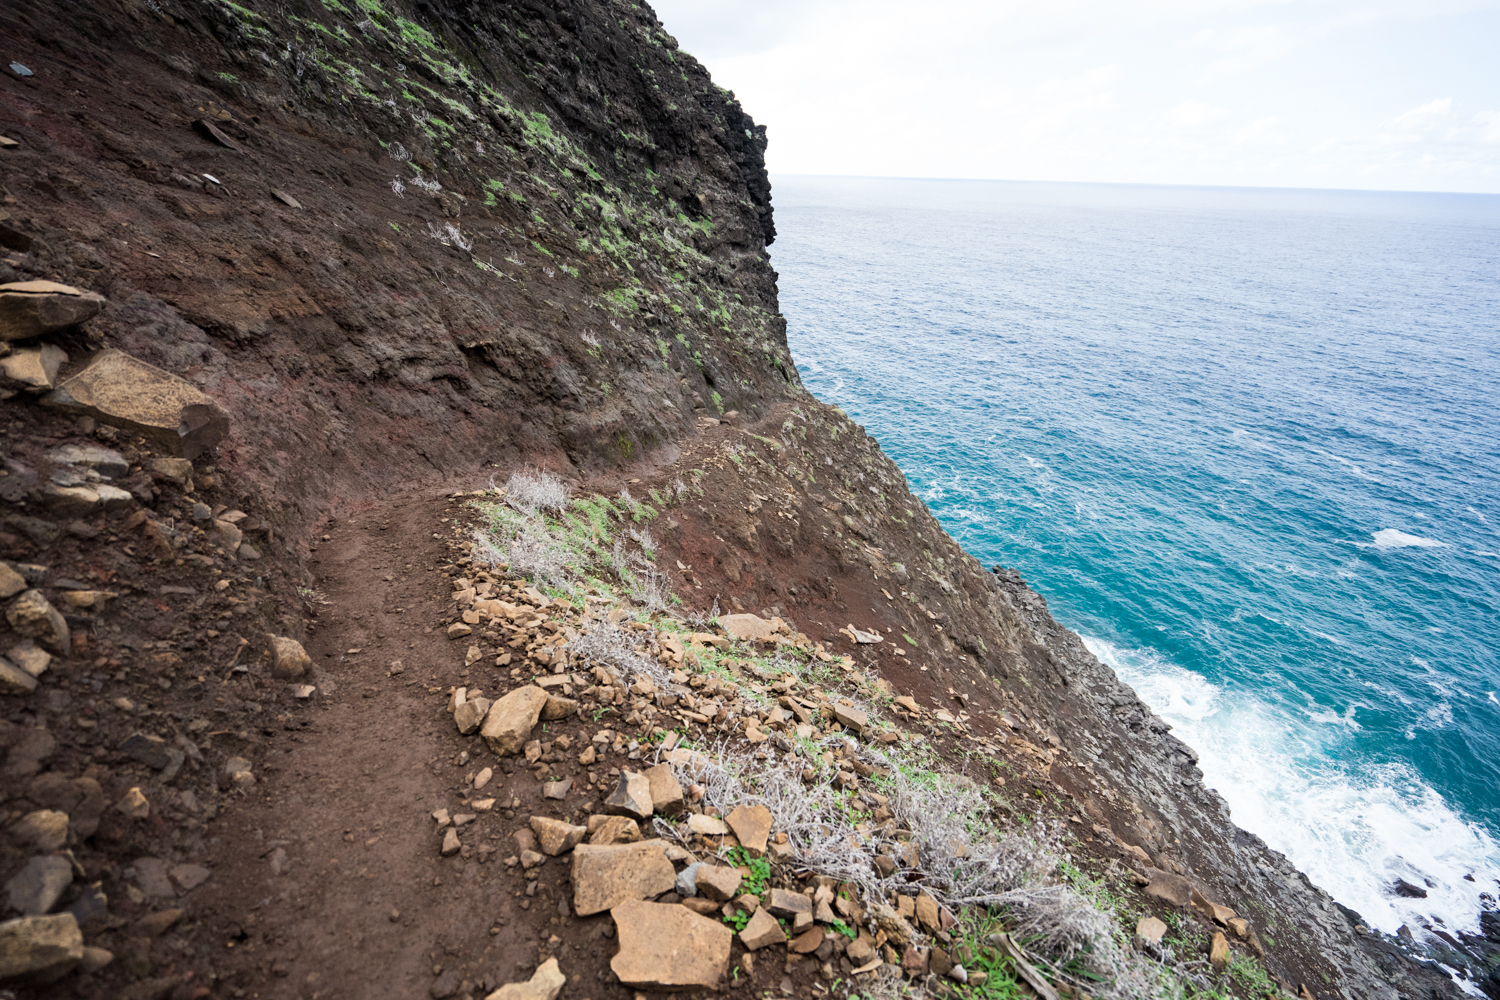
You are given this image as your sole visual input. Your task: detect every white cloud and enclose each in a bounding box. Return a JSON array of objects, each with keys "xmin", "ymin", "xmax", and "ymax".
[
  {"xmin": 1393, "ymin": 97, "xmax": 1454, "ymax": 126},
  {"xmin": 1476, "ymin": 111, "xmax": 1500, "ymax": 144},
  {"xmin": 1234, "ymin": 115, "xmax": 1284, "ymax": 144},
  {"xmin": 651, "ymin": 0, "xmax": 1500, "ymax": 192},
  {"xmin": 1168, "ymin": 102, "xmax": 1231, "ymax": 128}
]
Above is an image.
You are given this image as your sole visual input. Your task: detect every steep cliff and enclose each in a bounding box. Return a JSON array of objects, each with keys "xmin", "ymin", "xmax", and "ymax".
[
  {"xmin": 0, "ymin": 1, "xmax": 1471, "ymax": 999},
  {"xmin": 3, "ymin": 0, "xmax": 792, "ymax": 535}
]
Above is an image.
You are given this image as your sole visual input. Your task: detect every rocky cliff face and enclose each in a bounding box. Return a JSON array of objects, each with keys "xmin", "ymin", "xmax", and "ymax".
[
  {"xmin": 3, "ymin": 0, "xmax": 793, "ymax": 536},
  {"xmin": 0, "ymin": 1, "xmax": 1473, "ymax": 998}
]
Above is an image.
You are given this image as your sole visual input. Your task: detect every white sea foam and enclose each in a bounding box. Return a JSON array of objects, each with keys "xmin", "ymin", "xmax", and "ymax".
[
  {"xmin": 1363, "ymin": 528, "xmax": 1449, "ymax": 549},
  {"xmin": 1084, "ymin": 635, "xmax": 1500, "ymax": 940}
]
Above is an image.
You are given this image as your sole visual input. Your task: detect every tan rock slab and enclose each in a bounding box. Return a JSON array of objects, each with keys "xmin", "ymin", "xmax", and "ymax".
[
  {"xmin": 719, "ymin": 613, "xmax": 776, "ymax": 642},
  {"xmin": 0, "ymin": 564, "xmax": 25, "ymax": 599},
  {"xmin": 1143, "ymin": 870, "xmax": 1193, "ymax": 908},
  {"xmin": 541, "ymin": 694, "xmax": 577, "ymax": 720},
  {"xmin": 0, "ymin": 659, "xmax": 37, "ymax": 695},
  {"xmin": 1135, "ymin": 916, "xmax": 1167, "ymax": 946},
  {"xmin": 644, "ymin": 762, "xmax": 684, "ymax": 815},
  {"xmin": 739, "ymin": 907, "xmax": 784, "ymax": 951},
  {"xmin": 914, "ymin": 891, "xmax": 939, "ymax": 931},
  {"xmin": 790, "ymin": 926, "xmax": 824, "ymax": 954},
  {"xmin": 725, "ymin": 804, "xmax": 772, "ymax": 855},
  {"xmin": 687, "ymin": 813, "xmax": 727, "ymax": 837},
  {"xmin": 43, "ymin": 349, "xmax": 229, "ymax": 459},
  {"xmin": 833, "ymin": 703, "xmax": 868, "ymax": 735},
  {"xmin": 0, "ymin": 281, "xmax": 104, "ymax": 341},
  {"xmin": 1209, "ymin": 931, "xmax": 1230, "ymax": 971},
  {"xmin": 454, "ymin": 697, "xmax": 491, "ymax": 735},
  {"xmin": 0, "ymin": 912, "xmax": 84, "ymax": 983},
  {"xmin": 0, "ymin": 344, "xmax": 67, "ymax": 392},
  {"xmin": 588, "ymin": 815, "xmax": 642, "ymax": 846},
  {"xmin": 766, "ymin": 887, "xmax": 812, "ymax": 919},
  {"xmin": 5, "ymin": 591, "xmax": 68, "ymax": 653},
  {"xmin": 604, "ymin": 770, "xmax": 653, "ymax": 819},
  {"xmin": 530, "ymin": 816, "xmax": 586, "ymax": 856},
  {"xmin": 11, "ymin": 810, "xmax": 68, "ymax": 852},
  {"xmin": 6, "ymin": 641, "xmax": 50, "ymax": 678},
  {"xmin": 570, "ymin": 841, "xmax": 676, "ymax": 916},
  {"xmin": 1191, "ymin": 887, "xmax": 1236, "ymax": 926},
  {"xmin": 481, "ymin": 686, "xmax": 549, "ymax": 756},
  {"xmin": 484, "ymin": 956, "xmax": 565, "ymax": 1000},
  {"xmin": 695, "ymin": 865, "xmax": 742, "ymax": 902},
  {"xmin": 269, "ymin": 636, "xmax": 311, "ymax": 680},
  {"xmin": 610, "ymin": 899, "xmax": 732, "ymax": 989}
]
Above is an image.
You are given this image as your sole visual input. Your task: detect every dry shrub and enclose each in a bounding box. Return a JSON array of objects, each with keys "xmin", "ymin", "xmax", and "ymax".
[{"xmin": 504, "ymin": 469, "xmax": 571, "ymax": 514}]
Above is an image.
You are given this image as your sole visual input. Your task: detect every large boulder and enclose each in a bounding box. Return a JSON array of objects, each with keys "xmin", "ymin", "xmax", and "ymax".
[
  {"xmin": 480, "ymin": 686, "xmax": 549, "ymax": 756},
  {"xmin": 42, "ymin": 349, "xmax": 229, "ymax": 459},
  {"xmin": 570, "ymin": 841, "xmax": 675, "ymax": 916},
  {"xmin": 609, "ymin": 900, "xmax": 732, "ymax": 990},
  {"xmin": 0, "ymin": 281, "xmax": 104, "ymax": 341},
  {"xmin": 0, "ymin": 913, "xmax": 84, "ymax": 984}
]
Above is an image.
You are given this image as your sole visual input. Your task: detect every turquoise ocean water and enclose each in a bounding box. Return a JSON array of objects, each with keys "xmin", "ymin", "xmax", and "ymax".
[{"xmin": 769, "ymin": 176, "xmax": 1500, "ymax": 942}]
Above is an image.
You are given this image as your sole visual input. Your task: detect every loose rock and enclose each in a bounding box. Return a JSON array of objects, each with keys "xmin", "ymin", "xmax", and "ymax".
[
  {"xmin": 695, "ymin": 865, "xmax": 743, "ymax": 902},
  {"xmin": 530, "ymin": 817, "xmax": 586, "ymax": 856},
  {"xmin": 483, "ymin": 956, "xmax": 566, "ymax": 1000},
  {"xmin": 5, "ymin": 857, "xmax": 72, "ymax": 916},
  {"xmin": 643, "ymin": 762, "xmax": 684, "ymax": 814},
  {"xmin": 4, "ymin": 591, "xmax": 69, "ymax": 652},
  {"xmin": 269, "ymin": 636, "xmax": 312, "ymax": 680},
  {"xmin": 739, "ymin": 908, "xmax": 784, "ymax": 951},
  {"xmin": 766, "ymin": 887, "xmax": 812, "ymax": 920},
  {"xmin": 454, "ymin": 697, "xmax": 491, "ymax": 735},
  {"xmin": 480, "ymin": 687, "xmax": 550, "ymax": 756},
  {"xmin": 687, "ymin": 814, "xmax": 727, "ymax": 837},
  {"xmin": 0, "ymin": 912, "xmax": 84, "ymax": 983},
  {"xmin": 1135, "ymin": 916, "xmax": 1167, "ymax": 947},
  {"xmin": 115, "ymin": 787, "xmax": 149, "ymax": 819},
  {"xmin": 725, "ymin": 804, "xmax": 773, "ymax": 855},
  {"xmin": 589, "ymin": 816, "xmax": 642, "ymax": 846},
  {"xmin": 604, "ymin": 770, "xmax": 653, "ymax": 820},
  {"xmin": 0, "ymin": 281, "xmax": 105, "ymax": 341},
  {"xmin": 610, "ymin": 899, "xmax": 732, "ymax": 990},
  {"xmin": 0, "ymin": 564, "xmax": 25, "ymax": 599},
  {"xmin": 43, "ymin": 349, "xmax": 230, "ymax": 459},
  {"xmin": 1209, "ymin": 931, "xmax": 1230, "ymax": 971},
  {"xmin": 570, "ymin": 842, "xmax": 676, "ymax": 916},
  {"xmin": 0, "ymin": 345, "xmax": 67, "ymax": 392},
  {"xmin": 0, "ymin": 659, "xmax": 36, "ymax": 695},
  {"xmin": 10, "ymin": 811, "xmax": 68, "ymax": 852}
]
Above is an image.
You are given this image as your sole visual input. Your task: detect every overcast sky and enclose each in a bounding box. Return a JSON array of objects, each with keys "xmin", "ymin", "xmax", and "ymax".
[{"xmin": 649, "ymin": 0, "xmax": 1500, "ymax": 193}]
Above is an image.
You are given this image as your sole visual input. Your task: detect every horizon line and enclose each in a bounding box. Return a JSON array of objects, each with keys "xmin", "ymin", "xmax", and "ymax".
[{"xmin": 766, "ymin": 172, "xmax": 1500, "ymax": 199}]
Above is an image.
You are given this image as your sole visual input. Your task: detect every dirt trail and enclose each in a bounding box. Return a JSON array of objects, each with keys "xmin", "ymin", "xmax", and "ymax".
[{"xmin": 194, "ymin": 493, "xmax": 540, "ymax": 1000}]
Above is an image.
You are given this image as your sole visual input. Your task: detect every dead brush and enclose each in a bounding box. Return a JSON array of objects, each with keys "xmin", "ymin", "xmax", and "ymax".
[
  {"xmin": 502, "ymin": 470, "xmax": 572, "ymax": 514},
  {"xmin": 469, "ymin": 522, "xmax": 572, "ymax": 592},
  {"xmin": 656, "ymin": 731, "xmax": 1164, "ymax": 999},
  {"xmin": 564, "ymin": 621, "xmax": 674, "ymax": 692}
]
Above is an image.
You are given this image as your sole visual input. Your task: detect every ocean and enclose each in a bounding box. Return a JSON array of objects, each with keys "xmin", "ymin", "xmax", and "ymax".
[{"xmin": 769, "ymin": 175, "xmax": 1500, "ymax": 943}]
